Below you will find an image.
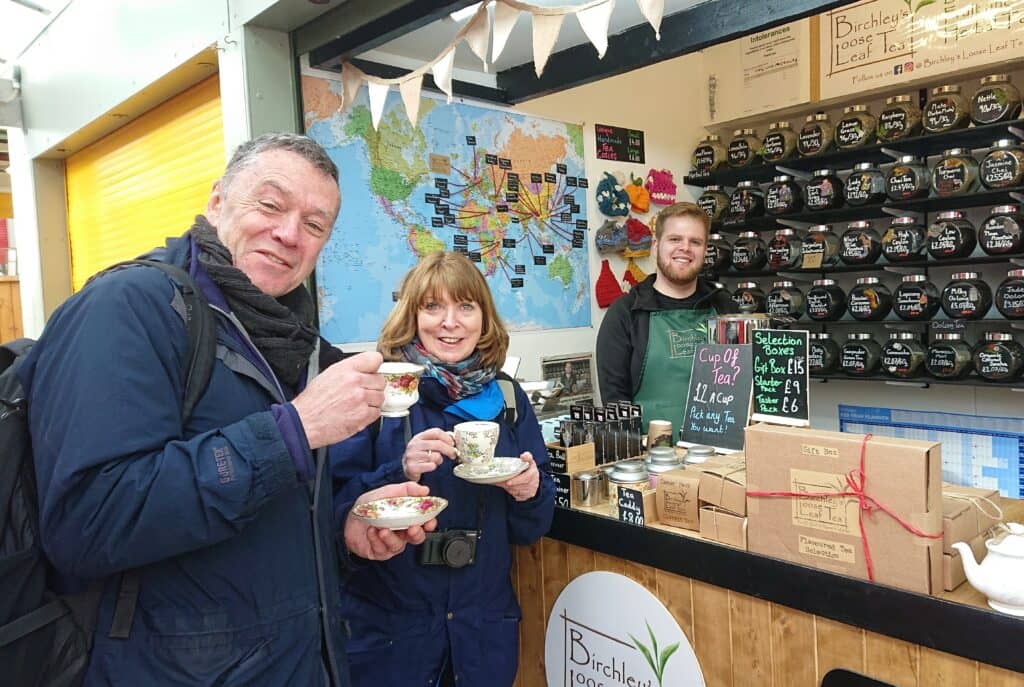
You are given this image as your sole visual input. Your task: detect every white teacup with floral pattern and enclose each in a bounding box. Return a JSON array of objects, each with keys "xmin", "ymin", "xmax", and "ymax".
[
  {"xmin": 453, "ymin": 421, "xmax": 500, "ymax": 465},
  {"xmin": 379, "ymin": 362, "xmax": 425, "ymax": 417}
]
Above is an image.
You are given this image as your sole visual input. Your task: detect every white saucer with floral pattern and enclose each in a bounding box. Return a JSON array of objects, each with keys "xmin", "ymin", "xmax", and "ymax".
[
  {"xmin": 352, "ymin": 496, "xmax": 448, "ymax": 530},
  {"xmin": 454, "ymin": 457, "xmax": 529, "ymax": 485}
]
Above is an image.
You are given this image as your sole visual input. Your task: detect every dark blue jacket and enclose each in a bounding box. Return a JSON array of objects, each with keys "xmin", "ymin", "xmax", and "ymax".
[
  {"xmin": 332, "ymin": 376, "xmax": 555, "ymax": 687},
  {"xmin": 18, "ymin": 235, "xmax": 354, "ymax": 686}
]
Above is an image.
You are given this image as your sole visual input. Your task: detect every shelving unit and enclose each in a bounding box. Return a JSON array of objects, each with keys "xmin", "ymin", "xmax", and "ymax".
[{"xmin": 810, "ymin": 372, "xmax": 1024, "ymax": 391}]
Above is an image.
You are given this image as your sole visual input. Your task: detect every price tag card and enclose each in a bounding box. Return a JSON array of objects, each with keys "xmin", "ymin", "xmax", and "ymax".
[
  {"xmin": 751, "ymin": 329, "xmax": 810, "ymax": 427},
  {"xmin": 617, "ymin": 487, "xmax": 645, "ymax": 526},
  {"xmin": 553, "ymin": 473, "xmax": 571, "ymax": 509}
]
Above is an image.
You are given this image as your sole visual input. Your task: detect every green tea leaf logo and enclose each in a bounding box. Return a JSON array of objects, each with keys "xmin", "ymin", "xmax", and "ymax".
[{"xmin": 628, "ymin": 621, "xmax": 680, "ymax": 687}]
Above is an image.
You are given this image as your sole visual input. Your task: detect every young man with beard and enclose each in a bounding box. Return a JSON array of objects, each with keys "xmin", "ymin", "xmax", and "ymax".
[{"xmin": 596, "ymin": 201, "xmax": 737, "ymax": 429}]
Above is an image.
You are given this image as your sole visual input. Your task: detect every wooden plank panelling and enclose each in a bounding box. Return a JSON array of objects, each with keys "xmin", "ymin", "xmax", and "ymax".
[
  {"xmin": 541, "ymin": 539, "xmax": 568, "ymax": 623},
  {"xmin": 593, "ymin": 550, "xmax": 625, "ymax": 575},
  {"xmin": 516, "ymin": 542, "xmax": 546, "ymax": 687},
  {"xmin": 623, "ymin": 559, "xmax": 657, "ymax": 596},
  {"xmin": 978, "ymin": 664, "xmax": 1024, "ymax": 686},
  {"xmin": 0, "ymin": 281, "xmax": 22, "ymax": 340},
  {"xmin": 566, "ymin": 543, "xmax": 595, "ymax": 581},
  {"xmin": 693, "ymin": 580, "xmax": 733, "ymax": 687},
  {"xmin": 865, "ymin": 630, "xmax": 919, "ymax": 687},
  {"xmin": 770, "ymin": 604, "xmax": 817, "ymax": 687},
  {"xmin": 729, "ymin": 591, "xmax": 772, "ymax": 685},
  {"xmin": 815, "ymin": 616, "xmax": 865, "ymax": 680},
  {"xmin": 919, "ymin": 647, "xmax": 978, "ymax": 687},
  {"xmin": 657, "ymin": 570, "xmax": 695, "ymax": 644}
]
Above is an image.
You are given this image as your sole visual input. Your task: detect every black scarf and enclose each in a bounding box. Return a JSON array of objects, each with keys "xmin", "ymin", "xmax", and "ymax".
[{"xmin": 190, "ymin": 216, "xmax": 318, "ymax": 390}]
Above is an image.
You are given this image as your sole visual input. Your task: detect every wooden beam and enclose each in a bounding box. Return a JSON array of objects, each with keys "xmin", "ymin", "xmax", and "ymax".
[{"xmin": 497, "ymin": 0, "xmax": 862, "ymax": 104}]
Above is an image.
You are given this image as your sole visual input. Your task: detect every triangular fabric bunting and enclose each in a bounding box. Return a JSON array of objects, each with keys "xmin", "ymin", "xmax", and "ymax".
[
  {"xmin": 431, "ymin": 49, "xmax": 456, "ymax": 103},
  {"xmin": 492, "ymin": 1, "xmax": 520, "ymax": 64},
  {"xmin": 576, "ymin": 0, "xmax": 615, "ymax": 59},
  {"xmin": 367, "ymin": 81, "xmax": 390, "ymax": 130},
  {"xmin": 531, "ymin": 13, "xmax": 564, "ymax": 78},
  {"xmin": 636, "ymin": 0, "xmax": 665, "ymax": 40},
  {"xmin": 464, "ymin": 6, "xmax": 491, "ymax": 72},
  {"xmin": 399, "ymin": 77, "xmax": 423, "ymax": 127},
  {"xmin": 340, "ymin": 63, "xmax": 364, "ymax": 112}
]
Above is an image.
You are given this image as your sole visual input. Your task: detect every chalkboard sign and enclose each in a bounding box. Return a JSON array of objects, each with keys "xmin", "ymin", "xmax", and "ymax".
[
  {"xmin": 617, "ymin": 487, "xmax": 645, "ymax": 526},
  {"xmin": 552, "ymin": 473, "xmax": 571, "ymax": 509},
  {"xmin": 595, "ymin": 123, "xmax": 645, "ymax": 163},
  {"xmin": 751, "ymin": 329, "xmax": 810, "ymax": 427},
  {"xmin": 681, "ymin": 344, "xmax": 753, "ymax": 451}
]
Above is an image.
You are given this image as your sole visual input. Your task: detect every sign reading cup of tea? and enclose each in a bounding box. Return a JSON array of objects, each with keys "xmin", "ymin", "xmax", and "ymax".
[{"xmin": 545, "ymin": 572, "xmax": 704, "ymax": 687}]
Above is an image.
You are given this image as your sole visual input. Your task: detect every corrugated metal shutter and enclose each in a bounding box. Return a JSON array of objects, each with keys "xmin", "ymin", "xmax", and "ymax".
[{"xmin": 65, "ymin": 75, "xmax": 223, "ymax": 291}]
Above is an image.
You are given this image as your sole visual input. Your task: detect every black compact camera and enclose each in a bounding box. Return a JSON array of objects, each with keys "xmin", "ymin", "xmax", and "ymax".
[{"xmin": 418, "ymin": 529, "xmax": 480, "ymax": 568}]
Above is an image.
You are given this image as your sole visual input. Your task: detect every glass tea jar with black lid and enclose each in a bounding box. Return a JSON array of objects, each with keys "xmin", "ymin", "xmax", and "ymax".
[
  {"xmin": 836, "ymin": 105, "xmax": 877, "ymax": 150},
  {"xmin": 881, "ymin": 332, "xmax": 927, "ymax": 379},
  {"xmin": 805, "ymin": 169, "xmax": 844, "ymax": 212},
  {"xmin": 926, "ymin": 333, "xmax": 973, "ymax": 379},
  {"xmin": 981, "ymin": 139, "xmax": 1024, "ymax": 190},
  {"xmin": 996, "ymin": 268, "xmax": 1024, "ymax": 318},
  {"xmin": 761, "ymin": 121, "xmax": 798, "ymax": 163},
  {"xmin": 692, "ymin": 134, "xmax": 728, "ymax": 176},
  {"xmin": 801, "ymin": 225, "xmax": 840, "ymax": 268},
  {"xmin": 932, "ymin": 148, "xmax": 980, "ymax": 197},
  {"xmin": 704, "ymin": 233, "xmax": 732, "ymax": 273},
  {"xmin": 973, "ymin": 332, "xmax": 1024, "ymax": 382},
  {"xmin": 806, "ymin": 278, "xmax": 846, "ymax": 321},
  {"xmin": 698, "ymin": 185, "xmax": 731, "ymax": 222},
  {"xmin": 809, "ymin": 332, "xmax": 841, "ymax": 374},
  {"xmin": 731, "ymin": 232, "xmax": 768, "ymax": 271},
  {"xmin": 767, "ymin": 281, "xmax": 805, "ymax": 318},
  {"xmin": 882, "ymin": 216, "xmax": 927, "ymax": 262},
  {"xmin": 848, "ymin": 276, "xmax": 893, "ymax": 321},
  {"xmin": 732, "ymin": 281, "xmax": 767, "ymax": 312},
  {"xmin": 893, "ymin": 274, "xmax": 940, "ymax": 321},
  {"xmin": 798, "ymin": 113, "xmax": 835, "ymax": 157},
  {"xmin": 841, "ymin": 332, "xmax": 882, "ymax": 377},
  {"xmin": 727, "ymin": 129, "xmax": 762, "ymax": 168},
  {"xmin": 727, "ymin": 181, "xmax": 765, "ymax": 222},
  {"xmin": 845, "ymin": 162, "xmax": 887, "ymax": 206},
  {"xmin": 840, "ymin": 221, "xmax": 883, "ymax": 265},
  {"xmin": 927, "ymin": 210, "xmax": 976, "ymax": 260},
  {"xmin": 941, "ymin": 272, "xmax": 993, "ymax": 320},
  {"xmin": 877, "ymin": 95, "xmax": 922, "ymax": 142},
  {"xmin": 886, "ymin": 156, "xmax": 931, "ymax": 201},
  {"xmin": 924, "ymin": 84, "xmax": 970, "ymax": 133},
  {"xmin": 765, "ymin": 174, "xmax": 803, "ymax": 215},
  {"xmin": 971, "ymin": 74, "xmax": 1022, "ymax": 126},
  {"xmin": 767, "ymin": 228, "xmax": 802, "ymax": 270},
  {"xmin": 980, "ymin": 205, "xmax": 1024, "ymax": 255}
]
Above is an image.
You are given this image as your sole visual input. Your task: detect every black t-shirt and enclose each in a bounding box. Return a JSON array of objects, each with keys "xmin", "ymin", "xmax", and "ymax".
[{"xmin": 652, "ymin": 284, "xmax": 711, "ymax": 311}]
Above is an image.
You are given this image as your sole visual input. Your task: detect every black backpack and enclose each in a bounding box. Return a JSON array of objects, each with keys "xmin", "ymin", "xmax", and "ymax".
[{"xmin": 0, "ymin": 260, "xmax": 216, "ymax": 687}]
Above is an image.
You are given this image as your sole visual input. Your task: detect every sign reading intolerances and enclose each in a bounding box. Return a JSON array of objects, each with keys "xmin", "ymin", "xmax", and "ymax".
[
  {"xmin": 681, "ymin": 344, "xmax": 753, "ymax": 451},
  {"xmin": 751, "ymin": 329, "xmax": 810, "ymax": 427},
  {"xmin": 595, "ymin": 124, "xmax": 645, "ymax": 163}
]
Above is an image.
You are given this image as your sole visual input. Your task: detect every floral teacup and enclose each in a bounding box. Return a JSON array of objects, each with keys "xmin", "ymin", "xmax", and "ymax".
[
  {"xmin": 379, "ymin": 362, "xmax": 425, "ymax": 417},
  {"xmin": 453, "ymin": 421, "xmax": 500, "ymax": 465}
]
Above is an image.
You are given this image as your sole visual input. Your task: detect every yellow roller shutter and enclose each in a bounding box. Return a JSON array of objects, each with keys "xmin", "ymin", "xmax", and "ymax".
[{"xmin": 65, "ymin": 75, "xmax": 224, "ymax": 291}]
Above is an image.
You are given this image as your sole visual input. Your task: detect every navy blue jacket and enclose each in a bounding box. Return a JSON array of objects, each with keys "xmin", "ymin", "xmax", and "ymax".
[
  {"xmin": 18, "ymin": 235, "xmax": 354, "ymax": 686},
  {"xmin": 332, "ymin": 376, "xmax": 555, "ymax": 687}
]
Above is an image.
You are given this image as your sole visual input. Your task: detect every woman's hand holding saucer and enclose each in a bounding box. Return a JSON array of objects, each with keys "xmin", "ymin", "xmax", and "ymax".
[
  {"xmin": 498, "ymin": 451, "xmax": 540, "ymax": 502},
  {"xmin": 402, "ymin": 428, "xmax": 458, "ymax": 481}
]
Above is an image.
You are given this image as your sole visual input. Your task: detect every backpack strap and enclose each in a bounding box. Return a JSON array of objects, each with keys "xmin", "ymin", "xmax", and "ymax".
[{"xmin": 496, "ymin": 372, "xmax": 518, "ymax": 425}]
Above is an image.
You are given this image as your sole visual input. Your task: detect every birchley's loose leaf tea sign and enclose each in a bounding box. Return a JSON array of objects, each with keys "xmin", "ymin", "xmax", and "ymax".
[
  {"xmin": 682, "ymin": 344, "xmax": 753, "ymax": 451},
  {"xmin": 595, "ymin": 123, "xmax": 645, "ymax": 163},
  {"xmin": 751, "ymin": 329, "xmax": 810, "ymax": 427}
]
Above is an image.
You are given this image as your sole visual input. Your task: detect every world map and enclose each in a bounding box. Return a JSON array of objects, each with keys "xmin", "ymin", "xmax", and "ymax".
[{"xmin": 302, "ymin": 75, "xmax": 591, "ymax": 344}]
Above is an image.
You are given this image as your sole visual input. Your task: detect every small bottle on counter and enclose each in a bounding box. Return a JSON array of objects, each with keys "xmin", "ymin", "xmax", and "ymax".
[
  {"xmin": 836, "ymin": 105, "xmax": 877, "ymax": 149},
  {"xmin": 973, "ymin": 332, "xmax": 1024, "ymax": 382},
  {"xmin": 727, "ymin": 129, "xmax": 762, "ymax": 168},
  {"xmin": 980, "ymin": 205, "xmax": 1024, "ymax": 255},
  {"xmin": 731, "ymin": 233, "xmax": 768, "ymax": 271},
  {"xmin": 767, "ymin": 228, "xmax": 803, "ymax": 270},
  {"xmin": 809, "ymin": 332, "xmax": 841, "ymax": 374},
  {"xmin": 881, "ymin": 331, "xmax": 927, "ymax": 379},
  {"xmin": 698, "ymin": 185, "xmax": 731, "ymax": 222},
  {"xmin": 926, "ymin": 333, "xmax": 974, "ymax": 380},
  {"xmin": 692, "ymin": 134, "xmax": 728, "ymax": 176},
  {"xmin": 927, "ymin": 210, "xmax": 977, "ymax": 260},
  {"xmin": 995, "ymin": 268, "xmax": 1024, "ymax": 318},
  {"xmin": 932, "ymin": 148, "xmax": 980, "ymax": 197},
  {"xmin": 923, "ymin": 85, "xmax": 970, "ymax": 133},
  {"xmin": 877, "ymin": 95, "xmax": 922, "ymax": 142},
  {"xmin": 980, "ymin": 139, "xmax": 1024, "ymax": 190},
  {"xmin": 893, "ymin": 274, "xmax": 940, "ymax": 321},
  {"xmin": 886, "ymin": 156, "xmax": 931, "ymax": 201},
  {"xmin": 805, "ymin": 278, "xmax": 847, "ymax": 321},
  {"xmin": 882, "ymin": 216, "xmax": 928, "ymax": 262},
  {"xmin": 703, "ymin": 233, "xmax": 732, "ymax": 273},
  {"xmin": 840, "ymin": 221, "xmax": 883, "ymax": 265},
  {"xmin": 845, "ymin": 162, "xmax": 887, "ymax": 206},
  {"xmin": 732, "ymin": 281, "xmax": 767, "ymax": 312},
  {"xmin": 841, "ymin": 332, "xmax": 882, "ymax": 377},
  {"xmin": 727, "ymin": 181, "xmax": 765, "ymax": 222},
  {"xmin": 765, "ymin": 174, "xmax": 803, "ymax": 215},
  {"xmin": 801, "ymin": 225, "xmax": 840, "ymax": 268},
  {"xmin": 805, "ymin": 169, "xmax": 845, "ymax": 211},
  {"xmin": 848, "ymin": 276, "xmax": 893, "ymax": 321},
  {"xmin": 971, "ymin": 74, "xmax": 1022, "ymax": 126},
  {"xmin": 798, "ymin": 113, "xmax": 835, "ymax": 157},
  {"xmin": 941, "ymin": 272, "xmax": 993, "ymax": 320},
  {"xmin": 761, "ymin": 121, "xmax": 798, "ymax": 163},
  {"xmin": 767, "ymin": 280, "xmax": 805, "ymax": 319}
]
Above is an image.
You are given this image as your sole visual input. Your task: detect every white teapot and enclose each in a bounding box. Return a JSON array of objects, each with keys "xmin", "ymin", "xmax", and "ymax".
[{"xmin": 953, "ymin": 522, "xmax": 1024, "ymax": 616}]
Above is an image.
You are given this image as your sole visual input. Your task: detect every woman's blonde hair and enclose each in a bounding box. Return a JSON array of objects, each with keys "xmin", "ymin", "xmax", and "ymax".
[{"xmin": 377, "ymin": 251, "xmax": 510, "ymax": 368}]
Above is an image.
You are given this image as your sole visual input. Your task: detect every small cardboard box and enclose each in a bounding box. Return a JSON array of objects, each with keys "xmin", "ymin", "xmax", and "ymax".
[
  {"xmin": 745, "ymin": 424, "xmax": 943, "ymax": 595},
  {"xmin": 546, "ymin": 442, "xmax": 596, "ymax": 474},
  {"xmin": 656, "ymin": 469, "xmax": 700, "ymax": 530},
  {"xmin": 942, "ymin": 484, "xmax": 1002, "ymax": 554},
  {"xmin": 698, "ymin": 454, "xmax": 747, "ymax": 516},
  {"xmin": 943, "ymin": 531, "xmax": 988, "ymax": 591},
  {"xmin": 700, "ymin": 506, "xmax": 747, "ymax": 549}
]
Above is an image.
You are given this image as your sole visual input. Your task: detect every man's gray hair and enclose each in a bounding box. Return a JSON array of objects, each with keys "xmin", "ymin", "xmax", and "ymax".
[{"xmin": 221, "ymin": 133, "xmax": 339, "ymax": 191}]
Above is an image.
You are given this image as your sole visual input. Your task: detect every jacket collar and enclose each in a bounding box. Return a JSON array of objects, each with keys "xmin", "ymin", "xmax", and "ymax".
[{"xmin": 630, "ymin": 274, "xmax": 721, "ymax": 312}]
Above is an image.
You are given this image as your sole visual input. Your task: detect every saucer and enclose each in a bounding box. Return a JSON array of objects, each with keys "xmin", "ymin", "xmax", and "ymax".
[
  {"xmin": 352, "ymin": 496, "xmax": 448, "ymax": 530},
  {"xmin": 454, "ymin": 457, "xmax": 529, "ymax": 485}
]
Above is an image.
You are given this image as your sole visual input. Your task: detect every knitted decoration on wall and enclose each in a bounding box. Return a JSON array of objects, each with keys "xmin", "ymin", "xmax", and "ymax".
[
  {"xmin": 622, "ymin": 217, "xmax": 653, "ymax": 258},
  {"xmin": 595, "ymin": 259, "xmax": 625, "ymax": 308},
  {"xmin": 625, "ymin": 173, "xmax": 650, "ymax": 213},
  {"xmin": 594, "ymin": 219, "xmax": 628, "ymax": 254},
  {"xmin": 645, "ymin": 168, "xmax": 677, "ymax": 205},
  {"xmin": 623, "ymin": 258, "xmax": 648, "ymax": 288},
  {"xmin": 595, "ymin": 172, "xmax": 630, "ymax": 217}
]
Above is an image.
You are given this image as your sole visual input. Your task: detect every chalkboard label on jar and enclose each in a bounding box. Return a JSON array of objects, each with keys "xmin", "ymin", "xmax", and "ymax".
[
  {"xmin": 806, "ymin": 291, "xmax": 832, "ymax": 319},
  {"xmin": 933, "ymin": 160, "xmax": 970, "ymax": 195},
  {"xmin": 928, "ymin": 222, "xmax": 966, "ymax": 257},
  {"xmin": 879, "ymin": 109, "xmax": 908, "ymax": 138},
  {"xmin": 976, "ymin": 346, "xmax": 1014, "ymax": 380},
  {"xmin": 798, "ymin": 125, "xmax": 824, "ymax": 155},
  {"xmin": 766, "ymin": 185, "xmax": 794, "ymax": 213},
  {"xmin": 895, "ymin": 286, "xmax": 930, "ymax": 319},
  {"xmin": 693, "ymin": 144, "xmax": 717, "ymax": 176},
  {"xmin": 943, "ymin": 284, "xmax": 985, "ymax": 318},
  {"xmin": 617, "ymin": 487, "xmax": 646, "ymax": 526},
  {"xmin": 731, "ymin": 245, "xmax": 752, "ymax": 268},
  {"xmin": 981, "ymin": 217, "xmax": 1023, "ymax": 254},
  {"xmin": 972, "ymin": 88, "xmax": 1013, "ymax": 125},
  {"xmin": 841, "ymin": 344, "xmax": 869, "ymax": 373},
  {"xmin": 727, "ymin": 139, "xmax": 751, "ymax": 167},
  {"xmin": 925, "ymin": 98, "xmax": 959, "ymax": 131},
  {"xmin": 836, "ymin": 119, "xmax": 866, "ymax": 147},
  {"xmin": 805, "ymin": 180, "xmax": 835, "ymax": 210},
  {"xmin": 848, "ymin": 293, "xmax": 873, "ymax": 318},
  {"xmin": 698, "ymin": 195, "xmax": 719, "ymax": 218},
  {"xmin": 997, "ymin": 282, "xmax": 1024, "ymax": 317},
  {"xmin": 928, "ymin": 347, "xmax": 959, "ymax": 375},
  {"xmin": 762, "ymin": 132, "xmax": 786, "ymax": 160},
  {"xmin": 884, "ymin": 227, "xmax": 921, "ymax": 260},
  {"xmin": 842, "ymin": 232, "xmax": 873, "ymax": 262},
  {"xmin": 888, "ymin": 169, "xmax": 922, "ymax": 199},
  {"xmin": 981, "ymin": 152, "xmax": 1021, "ymax": 189},
  {"xmin": 882, "ymin": 343, "xmax": 915, "ymax": 376}
]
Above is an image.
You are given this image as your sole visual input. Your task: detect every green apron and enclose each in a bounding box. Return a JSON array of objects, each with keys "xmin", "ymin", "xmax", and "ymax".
[{"xmin": 634, "ymin": 308, "xmax": 711, "ymax": 435}]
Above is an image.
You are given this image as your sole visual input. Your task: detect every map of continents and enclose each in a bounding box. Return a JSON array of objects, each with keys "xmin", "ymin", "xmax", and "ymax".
[{"xmin": 302, "ymin": 74, "xmax": 591, "ymax": 344}]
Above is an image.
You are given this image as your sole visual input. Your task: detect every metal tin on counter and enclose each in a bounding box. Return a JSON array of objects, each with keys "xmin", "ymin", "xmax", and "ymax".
[
  {"xmin": 727, "ymin": 129, "xmax": 762, "ymax": 169},
  {"xmin": 836, "ymin": 105, "xmax": 877, "ymax": 149},
  {"xmin": 848, "ymin": 276, "xmax": 893, "ymax": 321},
  {"xmin": 707, "ymin": 313, "xmax": 772, "ymax": 344},
  {"xmin": 841, "ymin": 332, "xmax": 882, "ymax": 376},
  {"xmin": 840, "ymin": 221, "xmax": 883, "ymax": 265},
  {"xmin": 731, "ymin": 281, "xmax": 767, "ymax": 314},
  {"xmin": 926, "ymin": 333, "xmax": 974, "ymax": 380},
  {"xmin": 801, "ymin": 225, "xmax": 840, "ymax": 267},
  {"xmin": 727, "ymin": 181, "xmax": 765, "ymax": 222},
  {"xmin": 980, "ymin": 139, "xmax": 1024, "ymax": 190},
  {"xmin": 703, "ymin": 233, "xmax": 732, "ymax": 273},
  {"xmin": 973, "ymin": 332, "xmax": 1024, "ymax": 382},
  {"xmin": 767, "ymin": 280, "xmax": 805, "ymax": 319},
  {"xmin": 761, "ymin": 121, "xmax": 798, "ymax": 163},
  {"xmin": 941, "ymin": 272, "xmax": 993, "ymax": 320},
  {"xmin": 845, "ymin": 162, "xmax": 887, "ymax": 206},
  {"xmin": 698, "ymin": 185, "xmax": 731, "ymax": 222},
  {"xmin": 798, "ymin": 113, "xmax": 835, "ymax": 157},
  {"xmin": 996, "ymin": 269, "xmax": 1024, "ymax": 318},
  {"xmin": 683, "ymin": 445, "xmax": 716, "ymax": 465},
  {"xmin": 608, "ymin": 460, "xmax": 650, "ymax": 515},
  {"xmin": 893, "ymin": 274, "xmax": 940, "ymax": 321},
  {"xmin": 731, "ymin": 232, "xmax": 768, "ymax": 271},
  {"xmin": 927, "ymin": 211, "xmax": 977, "ymax": 260},
  {"xmin": 881, "ymin": 331, "xmax": 926, "ymax": 379},
  {"xmin": 805, "ymin": 169, "xmax": 844, "ymax": 211},
  {"xmin": 692, "ymin": 134, "xmax": 728, "ymax": 176},
  {"xmin": 882, "ymin": 216, "xmax": 927, "ymax": 262},
  {"xmin": 971, "ymin": 74, "xmax": 1022, "ymax": 126},
  {"xmin": 809, "ymin": 332, "xmax": 841, "ymax": 374},
  {"xmin": 765, "ymin": 175, "xmax": 803, "ymax": 215},
  {"xmin": 923, "ymin": 84, "xmax": 970, "ymax": 133},
  {"xmin": 932, "ymin": 148, "xmax": 979, "ymax": 197},
  {"xmin": 980, "ymin": 205, "xmax": 1024, "ymax": 255},
  {"xmin": 767, "ymin": 229, "xmax": 802, "ymax": 270},
  {"xmin": 877, "ymin": 95, "xmax": 922, "ymax": 142},
  {"xmin": 571, "ymin": 470, "xmax": 608, "ymax": 507},
  {"xmin": 886, "ymin": 156, "xmax": 931, "ymax": 201},
  {"xmin": 806, "ymin": 279, "xmax": 846, "ymax": 321},
  {"xmin": 645, "ymin": 447, "xmax": 684, "ymax": 489}
]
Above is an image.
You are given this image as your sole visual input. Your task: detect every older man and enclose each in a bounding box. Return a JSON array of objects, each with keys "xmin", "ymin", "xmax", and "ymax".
[{"xmin": 18, "ymin": 133, "xmax": 429, "ymax": 685}]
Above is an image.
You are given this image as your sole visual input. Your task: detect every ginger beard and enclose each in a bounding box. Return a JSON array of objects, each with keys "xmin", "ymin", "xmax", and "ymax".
[{"xmin": 654, "ymin": 216, "xmax": 707, "ymax": 289}]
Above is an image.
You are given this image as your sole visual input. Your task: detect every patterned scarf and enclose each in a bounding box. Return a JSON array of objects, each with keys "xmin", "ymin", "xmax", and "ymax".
[{"xmin": 400, "ymin": 339, "xmax": 497, "ymax": 400}]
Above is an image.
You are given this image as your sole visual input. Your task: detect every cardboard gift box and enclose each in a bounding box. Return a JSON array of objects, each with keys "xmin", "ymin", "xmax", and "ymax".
[
  {"xmin": 745, "ymin": 424, "xmax": 943, "ymax": 595},
  {"xmin": 700, "ymin": 506, "xmax": 747, "ymax": 549},
  {"xmin": 943, "ymin": 530, "xmax": 988, "ymax": 592},
  {"xmin": 942, "ymin": 484, "xmax": 1002, "ymax": 554},
  {"xmin": 656, "ymin": 469, "xmax": 700, "ymax": 530},
  {"xmin": 697, "ymin": 454, "xmax": 747, "ymax": 516}
]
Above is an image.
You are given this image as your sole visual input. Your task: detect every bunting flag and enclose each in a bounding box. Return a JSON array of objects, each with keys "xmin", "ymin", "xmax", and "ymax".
[
  {"xmin": 576, "ymin": 0, "xmax": 615, "ymax": 59},
  {"xmin": 531, "ymin": 13, "xmax": 564, "ymax": 78},
  {"xmin": 464, "ymin": 5, "xmax": 491, "ymax": 71},
  {"xmin": 399, "ymin": 77, "xmax": 424, "ymax": 126},
  {"xmin": 491, "ymin": 1, "xmax": 520, "ymax": 64},
  {"xmin": 431, "ymin": 48, "xmax": 456, "ymax": 102},
  {"xmin": 367, "ymin": 81, "xmax": 391, "ymax": 129},
  {"xmin": 340, "ymin": 63, "xmax": 364, "ymax": 112},
  {"xmin": 636, "ymin": 0, "xmax": 665, "ymax": 40}
]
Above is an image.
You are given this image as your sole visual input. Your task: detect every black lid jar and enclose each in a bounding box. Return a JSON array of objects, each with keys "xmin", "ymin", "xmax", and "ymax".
[
  {"xmin": 926, "ymin": 333, "xmax": 974, "ymax": 379},
  {"xmin": 893, "ymin": 274, "xmax": 940, "ymax": 321},
  {"xmin": 732, "ymin": 281, "xmax": 767, "ymax": 312},
  {"xmin": 886, "ymin": 155, "xmax": 931, "ymax": 201},
  {"xmin": 767, "ymin": 280, "xmax": 805, "ymax": 318},
  {"xmin": 703, "ymin": 233, "xmax": 732, "ymax": 273},
  {"xmin": 806, "ymin": 278, "xmax": 847, "ymax": 321},
  {"xmin": 995, "ymin": 268, "xmax": 1024, "ymax": 318},
  {"xmin": 727, "ymin": 181, "xmax": 765, "ymax": 223},
  {"xmin": 836, "ymin": 105, "xmax": 877, "ymax": 150},
  {"xmin": 932, "ymin": 148, "xmax": 980, "ymax": 197},
  {"xmin": 882, "ymin": 216, "xmax": 927, "ymax": 262},
  {"xmin": 798, "ymin": 113, "xmax": 835, "ymax": 157},
  {"xmin": 698, "ymin": 185, "xmax": 731, "ymax": 222},
  {"xmin": 848, "ymin": 276, "xmax": 893, "ymax": 321},
  {"xmin": 840, "ymin": 221, "xmax": 883, "ymax": 265},
  {"xmin": 805, "ymin": 169, "xmax": 844, "ymax": 212},
  {"xmin": 762, "ymin": 121, "xmax": 798, "ymax": 163},
  {"xmin": 980, "ymin": 205, "xmax": 1024, "ymax": 255},
  {"xmin": 692, "ymin": 134, "xmax": 728, "ymax": 176},
  {"xmin": 980, "ymin": 139, "xmax": 1024, "ymax": 190},
  {"xmin": 731, "ymin": 232, "xmax": 768, "ymax": 271},
  {"xmin": 767, "ymin": 228, "xmax": 802, "ymax": 270},
  {"xmin": 801, "ymin": 225, "xmax": 840, "ymax": 268},
  {"xmin": 881, "ymin": 332, "xmax": 926, "ymax": 379},
  {"xmin": 877, "ymin": 94, "xmax": 922, "ymax": 142},
  {"xmin": 973, "ymin": 332, "xmax": 1024, "ymax": 382},
  {"xmin": 841, "ymin": 333, "xmax": 882, "ymax": 376},
  {"xmin": 809, "ymin": 332, "xmax": 841, "ymax": 374},
  {"xmin": 727, "ymin": 129, "xmax": 762, "ymax": 168},
  {"xmin": 845, "ymin": 162, "xmax": 887, "ymax": 206},
  {"xmin": 927, "ymin": 211, "xmax": 976, "ymax": 260},
  {"xmin": 971, "ymin": 74, "xmax": 1022, "ymax": 126},
  {"xmin": 765, "ymin": 174, "xmax": 803, "ymax": 215},
  {"xmin": 923, "ymin": 84, "xmax": 970, "ymax": 133},
  {"xmin": 941, "ymin": 272, "xmax": 993, "ymax": 320}
]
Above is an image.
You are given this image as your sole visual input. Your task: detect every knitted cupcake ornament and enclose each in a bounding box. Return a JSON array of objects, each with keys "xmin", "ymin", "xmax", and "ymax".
[{"xmin": 645, "ymin": 169, "xmax": 677, "ymax": 206}]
